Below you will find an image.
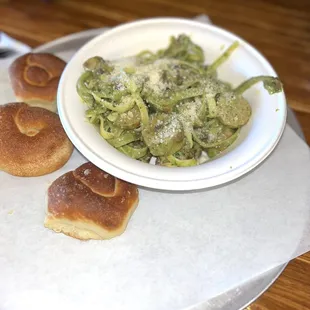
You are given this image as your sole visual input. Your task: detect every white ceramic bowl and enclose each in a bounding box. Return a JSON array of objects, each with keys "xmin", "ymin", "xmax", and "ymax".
[{"xmin": 57, "ymin": 18, "xmax": 287, "ymax": 191}]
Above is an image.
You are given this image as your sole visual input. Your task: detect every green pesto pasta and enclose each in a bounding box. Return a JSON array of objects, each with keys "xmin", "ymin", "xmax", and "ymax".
[{"xmin": 76, "ymin": 34, "xmax": 283, "ymax": 167}]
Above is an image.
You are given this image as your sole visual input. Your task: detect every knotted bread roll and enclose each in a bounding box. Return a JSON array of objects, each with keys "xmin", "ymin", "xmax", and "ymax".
[
  {"xmin": 0, "ymin": 102, "xmax": 73, "ymax": 176},
  {"xmin": 44, "ymin": 162, "xmax": 139, "ymax": 240},
  {"xmin": 9, "ymin": 53, "xmax": 66, "ymax": 112}
]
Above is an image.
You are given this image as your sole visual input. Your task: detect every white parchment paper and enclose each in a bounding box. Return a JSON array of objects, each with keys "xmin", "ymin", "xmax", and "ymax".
[{"xmin": 0, "ymin": 16, "xmax": 310, "ymax": 310}]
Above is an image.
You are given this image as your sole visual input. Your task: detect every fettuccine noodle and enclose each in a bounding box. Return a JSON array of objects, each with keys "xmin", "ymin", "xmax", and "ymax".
[{"xmin": 77, "ymin": 35, "xmax": 283, "ymax": 167}]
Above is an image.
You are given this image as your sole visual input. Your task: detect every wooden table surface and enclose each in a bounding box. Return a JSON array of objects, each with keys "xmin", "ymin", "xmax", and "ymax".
[{"xmin": 1, "ymin": 0, "xmax": 309, "ymax": 309}]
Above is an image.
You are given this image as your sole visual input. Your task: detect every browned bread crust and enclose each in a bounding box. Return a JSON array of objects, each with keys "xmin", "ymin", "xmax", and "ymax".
[
  {"xmin": 0, "ymin": 102, "xmax": 73, "ymax": 176},
  {"xmin": 44, "ymin": 162, "xmax": 139, "ymax": 240},
  {"xmin": 9, "ymin": 53, "xmax": 66, "ymax": 112}
]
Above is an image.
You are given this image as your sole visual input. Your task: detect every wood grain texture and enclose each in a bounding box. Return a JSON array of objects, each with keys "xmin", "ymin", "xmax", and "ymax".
[{"xmin": 0, "ymin": 0, "xmax": 309, "ymax": 309}]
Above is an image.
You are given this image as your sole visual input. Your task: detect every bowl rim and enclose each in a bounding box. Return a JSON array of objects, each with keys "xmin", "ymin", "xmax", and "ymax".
[{"xmin": 57, "ymin": 17, "xmax": 287, "ymax": 191}]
